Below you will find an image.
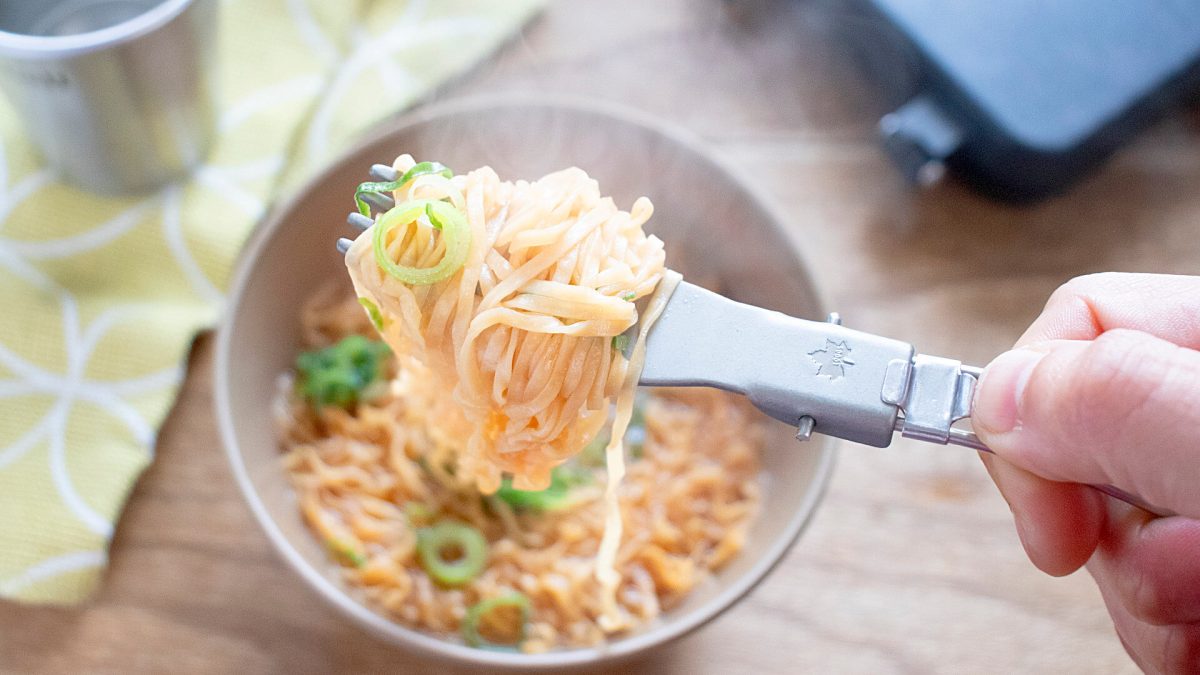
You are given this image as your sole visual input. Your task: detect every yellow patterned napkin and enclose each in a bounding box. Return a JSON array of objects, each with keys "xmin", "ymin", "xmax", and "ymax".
[{"xmin": 0, "ymin": 0, "xmax": 543, "ymax": 605}]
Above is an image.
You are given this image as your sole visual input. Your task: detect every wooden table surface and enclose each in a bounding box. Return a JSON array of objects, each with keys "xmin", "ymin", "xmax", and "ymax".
[{"xmin": 4, "ymin": 1, "xmax": 1198, "ymax": 672}]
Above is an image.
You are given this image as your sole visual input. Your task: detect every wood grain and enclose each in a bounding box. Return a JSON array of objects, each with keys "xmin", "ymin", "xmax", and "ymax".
[{"xmin": 4, "ymin": 0, "xmax": 1197, "ymax": 672}]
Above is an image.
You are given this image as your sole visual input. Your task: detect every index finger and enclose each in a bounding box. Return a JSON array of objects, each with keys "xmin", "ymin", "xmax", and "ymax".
[{"xmin": 1018, "ymin": 273, "xmax": 1200, "ymax": 348}]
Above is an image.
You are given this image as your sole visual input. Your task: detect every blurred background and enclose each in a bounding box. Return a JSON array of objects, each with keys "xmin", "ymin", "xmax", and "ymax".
[{"xmin": 1, "ymin": 0, "xmax": 1198, "ymax": 672}]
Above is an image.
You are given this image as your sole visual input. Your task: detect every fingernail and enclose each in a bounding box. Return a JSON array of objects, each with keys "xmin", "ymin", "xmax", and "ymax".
[{"xmin": 974, "ymin": 348, "xmax": 1044, "ymax": 434}]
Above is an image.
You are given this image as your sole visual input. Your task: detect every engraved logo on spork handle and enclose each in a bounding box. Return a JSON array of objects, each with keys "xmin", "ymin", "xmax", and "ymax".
[{"xmin": 808, "ymin": 339, "xmax": 855, "ymax": 379}]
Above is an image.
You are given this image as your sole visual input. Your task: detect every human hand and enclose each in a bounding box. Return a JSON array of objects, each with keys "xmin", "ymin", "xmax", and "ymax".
[{"xmin": 971, "ymin": 273, "xmax": 1200, "ymax": 673}]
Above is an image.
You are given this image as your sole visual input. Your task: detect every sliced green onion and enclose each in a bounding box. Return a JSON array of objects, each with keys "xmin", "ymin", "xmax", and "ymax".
[
  {"xmin": 295, "ymin": 335, "xmax": 391, "ymax": 409},
  {"xmin": 354, "ymin": 161, "xmax": 453, "ymax": 216},
  {"xmin": 495, "ymin": 464, "xmax": 593, "ymax": 512},
  {"xmin": 463, "ymin": 593, "xmax": 531, "ymax": 650},
  {"xmin": 326, "ymin": 538, "xmax": 367, "ymax": 568},
  {"xmin": 416, "ymin": 521, "xmax": 487, "ymax": 586},
  {"xmin": 358, "ymin": 297, "xmax": 386, "ymax": 332},
  {"xmin": 611, "ymin": 334, "xmax": 630, "ymax": 353},
  {"xmin": 398, "ymin": 161, "xmax": 453, "ymax": 186},
  {"xmin": 621, "ymin": 290, "xmax": 637, "ymax": 301},
  {"xmin": 373, "ymin": 199, "xmax": 471, "ymax": 286}
]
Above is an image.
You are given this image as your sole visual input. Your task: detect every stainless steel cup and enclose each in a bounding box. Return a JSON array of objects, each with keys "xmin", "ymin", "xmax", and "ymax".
[{"xmin": 0, "ymin": 0, "xmax": 217, "ymax": 194}]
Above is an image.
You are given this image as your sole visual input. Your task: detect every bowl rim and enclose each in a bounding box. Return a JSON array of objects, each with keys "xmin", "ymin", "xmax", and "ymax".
[{"xmin": 214, "ymin": 93, "xmax": 836, "ymax": 669}]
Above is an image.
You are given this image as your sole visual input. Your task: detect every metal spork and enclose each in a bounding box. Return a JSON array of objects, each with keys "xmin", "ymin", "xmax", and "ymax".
[{"xmin": 339, "ymin": 162, "xmax": 1171, "ymax": 518}]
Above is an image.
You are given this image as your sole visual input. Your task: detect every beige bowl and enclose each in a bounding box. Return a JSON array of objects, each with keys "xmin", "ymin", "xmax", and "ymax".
[{"xmin": 215, "ymin": 96, "xmax": 835, "ymax": 669}]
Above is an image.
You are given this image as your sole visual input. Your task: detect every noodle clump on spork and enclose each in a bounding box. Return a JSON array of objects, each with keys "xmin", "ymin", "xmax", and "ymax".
[{"xmin": 275, "ymin": 156, "xmax": 764, "ymax": 651}]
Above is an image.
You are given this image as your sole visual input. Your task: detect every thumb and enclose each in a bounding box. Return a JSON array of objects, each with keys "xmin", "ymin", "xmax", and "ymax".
[{"xmin": 973, "ymin": 329, "xmax": 1200, "ymax": 519}]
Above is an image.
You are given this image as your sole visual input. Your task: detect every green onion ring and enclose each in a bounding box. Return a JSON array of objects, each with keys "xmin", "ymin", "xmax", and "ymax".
[
  {"xmin": 372, "ymin": 199, "xmax": 471, "ymax": 285},
  {"xmin": 354, "ymin": 161, "xmax": 452, "ymax": 216},
  {"xmin": 416, "ymin": 521, "xmax": 487, "ymax": 587},
  {"xmin": 357, "ymin": 297, "xmax": 386, "ymax": 332},
  {"xmin": 463, "ymin": 593, "xmax": 531, "ymax": 649}
]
